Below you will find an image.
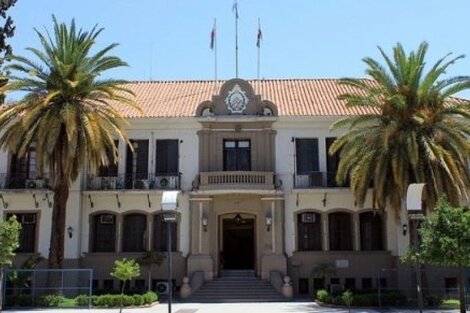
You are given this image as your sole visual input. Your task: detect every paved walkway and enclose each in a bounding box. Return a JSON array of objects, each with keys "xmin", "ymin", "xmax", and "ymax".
[{"xmin": 6, "ymin": 302, "xmax": 459, "ymax": 313}]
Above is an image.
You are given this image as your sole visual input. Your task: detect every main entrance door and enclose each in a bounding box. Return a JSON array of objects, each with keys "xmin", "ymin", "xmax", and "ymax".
[{"xmin": 222, "ymin": 217, "xmax": 255, "ymax": 270}]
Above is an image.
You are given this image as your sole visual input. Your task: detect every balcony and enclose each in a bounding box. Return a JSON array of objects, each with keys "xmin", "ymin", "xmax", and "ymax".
[
  {"xmin": 294, "ymin": 171, "xmax": 349, "ymax": 189},
  {"xmin": 0, "ymin": 173, "xmax": 50, "ymax": 190},
  {"xmin": 197, "ymin": 171, "xmax": 275, "ymax": 190},
  {"xmin": 86, "ymin": 173, "xmax": 181, "ymax": 191}
]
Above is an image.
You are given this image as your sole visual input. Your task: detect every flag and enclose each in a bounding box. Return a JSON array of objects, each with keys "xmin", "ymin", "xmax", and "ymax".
[
  {"xmin": 210, "ymin": 25, "xmax": 216, "ymax": 50},
  {"xmin": 232, "ymin": 1, "xmax": 239, "ymax": 19},
  {"xmin": 256, "ymin": 27, "xmax": 263, "ymax": 48}
]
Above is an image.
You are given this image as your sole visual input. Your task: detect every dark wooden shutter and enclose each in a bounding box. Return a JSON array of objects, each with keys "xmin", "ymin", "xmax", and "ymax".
[
  {"xmin": 93, "ymin": 214, "xmax": 116, "ymax": 252},
  {"xmin": 136, "ymin": 140, "xmax": 149, "ymax": 179},
  {"xmin": 329, "ymin": 212, "xmax": 352, "ymax": 251},
  {"xmin": 99, "ymin": 141, "xmax": 119, "ymax": 177},
  {"xmin": 295, "ymin": 139, "xmax": 319, "ymax": 174},
  {"xmin": 360, "ymin": 212, "xmax": 383, "ymax": 251},
  {"xmin": 156, "ymin": 140, "xmax": 179, "ymax": 174},
  {"xmin": 153, "ymin": 214, "xmax": 177, "ymax": 252},
  {"xmin": 122, "ymin": 214, "xmax": 146, "ymax": 252},
  {"xmin": 297, "ymin": 213, "xmax": 322, "ymax": 251}
]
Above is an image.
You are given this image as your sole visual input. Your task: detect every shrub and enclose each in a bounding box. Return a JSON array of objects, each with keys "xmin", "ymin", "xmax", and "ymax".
[
  {"xmin": 133, "ymin": 294, "xmax": 144, "ymax": 306},
  {"xmin": 425, "ymin": 294, "xmax": 442, "ymax": 307},
  {"xmin": 142, "ymin": 291, "xmax": 158, "ymax": 304},
  {"xmin": 316, "ymin": 289, "xmax": 329, "ymax": 302},
  {"xmin": 75, "ymin": 294, "xmax": 90, "ymax": 307},
  {"xmin": 381, "ymin": 290, "xmax": 407, "ymax": 306},
  {"xmin": 39, "ymin": 294, "xmax": 65, "ymax": 307},
  {"xmin": 353, "ymin": 293, "xmax": 378, "ymax": 306},
  {"xmin": 121, "ymin": 295, "xmax": 135, "ymax": 306}
]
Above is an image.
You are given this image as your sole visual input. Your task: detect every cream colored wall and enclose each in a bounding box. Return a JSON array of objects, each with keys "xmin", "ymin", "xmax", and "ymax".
[{"xmin": 274, "ymin": 117, "xmax": 405, "ymax": 257}]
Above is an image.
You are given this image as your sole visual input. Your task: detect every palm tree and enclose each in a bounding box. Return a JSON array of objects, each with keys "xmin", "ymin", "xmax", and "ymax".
[
  {"xmin": 330, "ymin": 42, "xmax": 470, "ymax": 213},
  {"xmin": 0, "ymin": 17, "xmax": 139, "ymax": 270}
]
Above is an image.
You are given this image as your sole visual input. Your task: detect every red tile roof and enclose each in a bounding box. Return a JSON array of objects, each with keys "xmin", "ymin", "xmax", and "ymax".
[{"xmin": 114, "ymin": 79, "xmax": 468, "ymax": 118}]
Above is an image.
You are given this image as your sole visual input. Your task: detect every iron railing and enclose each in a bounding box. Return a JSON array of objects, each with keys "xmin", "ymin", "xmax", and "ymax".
[
  {"xmin": 86, "ymin": 173, "xmax": 181, "ymax": 191},
  {"xmin": 294, "ymin": 171, "xmax": 349, "ymax": 188},
  {"xmin": 0, "ymin": 173, "xmax": 51, "ymax": 190}
]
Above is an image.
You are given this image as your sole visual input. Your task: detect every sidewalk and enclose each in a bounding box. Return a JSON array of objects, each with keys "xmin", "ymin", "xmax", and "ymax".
[{"xmin": 6, "ymin": 302, "xmax": 460, "ymax": 313}]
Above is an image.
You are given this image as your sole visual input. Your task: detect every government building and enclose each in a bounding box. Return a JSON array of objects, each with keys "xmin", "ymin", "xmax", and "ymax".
[{"xmin": 0, "ymin": 78, "xmax": 458, "ymax": 298}]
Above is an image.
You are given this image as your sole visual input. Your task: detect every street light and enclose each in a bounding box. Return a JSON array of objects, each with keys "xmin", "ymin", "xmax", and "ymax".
[
  {"xmin": 406, "ymin": 183, "xmax": 425, "ymax": 313},
  {"xmin": 161, "ymin": 191, "xmax": 179, "ymax": 313}
]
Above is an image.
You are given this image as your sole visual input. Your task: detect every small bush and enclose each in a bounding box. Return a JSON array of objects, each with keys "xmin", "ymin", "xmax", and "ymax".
[
  {"xmin": 121, "ymin": 295, "xmax": 135, "ymax": 306},
  {"xmin": 40, "ymin": 294, "xmax": 65, "ymax": 307},
  {"xmin": 133, "ymin": 294, "xmax": 144, "ymax": 306},
  {"xmin": 316, "ymin": 289, "xmax": 329, "ymax": 302},
  {"xmin": 75, "ymin": 294, "xmax": 90, "ymax": 307},
  {"xmin": 425, "ymin": 294, "xmax": 442, "ymax": 307},
  {"xmin": 142, "ymin": 291, "xmax": 158, "ymax": 304},
  {"xmin": 353, "ymin": 293, "xmax": 378, "ymax": 306}
]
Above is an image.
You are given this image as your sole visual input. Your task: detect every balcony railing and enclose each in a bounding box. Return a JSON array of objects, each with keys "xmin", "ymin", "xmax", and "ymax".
[
  {"xmin": 0, "ymin": 173, "xmax": 50, "ymax": 190},
  {"xmin": 294, "ymin": 171, "xmax": 349, "ymax": 188},
  {"xmin": 197, "ymin": 171, "xmax": 275, "ymax": 190},
  {"xmin": 86, "ymin": 173, "xmax": 181, "ymax": 191}
]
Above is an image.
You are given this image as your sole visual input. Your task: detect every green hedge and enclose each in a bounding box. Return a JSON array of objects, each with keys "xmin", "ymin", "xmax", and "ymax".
[
  {"xmin": 315, "ymin": 289, "xmax": 407, "ymax": 307},
  {"xmin": 81, "ymin": 291, "xmax": 158, "ymax": 308}
]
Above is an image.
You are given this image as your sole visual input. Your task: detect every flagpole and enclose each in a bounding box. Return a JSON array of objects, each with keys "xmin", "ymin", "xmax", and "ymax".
[
  {"xmin": 214, "ymin": 18, "xmax": 218, "ymax": 84},
  {"xmin": 234, "ymin": 1, "xmax": 239, "ymax": 78},
  {"xmin": 257, "ymin": 18, "xmax": 260, "ymax": 81}
]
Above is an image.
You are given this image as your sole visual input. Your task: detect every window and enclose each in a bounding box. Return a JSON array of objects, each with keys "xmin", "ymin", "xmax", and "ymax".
[
  {"xmin": 122, "ymin": 214, "xmax": 147, "ymax": 252},
  {"xmin": 134, "ymin": 279, "xmax": 146, "ymax": 292},
  {"xmin": 297, "ymin": 212, "xmax": 322, "ymax": 251},
  {"xmin": 9, "ymin": 147, "xmax": 37, "ymax": 188},
  {"xmin": 103, "ymin": 279, "xmax": 114, "ymax": 291},
  {"xmin": 153, "ymin": 214, "xmax": 177, "ymax": 252},
  {"xmin": 362, "ymin": 278, "xmax": 373, "ymax": 290},
  {"xmin": 223, "ymin": 140, "xmax": 251, "ymax": 171},
  {"xmin": 99, "ymin": 141, "xmax": 119, "ymax": 177},
  {"xmin": 125, "ymin": 140, "xmax": 149, "ymax": 188},
  {"xmin": 7, "ymin": 213, "xmax": 37, "ymax": 253},
  {"xmin": 92, "ymin": 214, "xmax": 116, "ymax": 252},
  {"xmin": 344, "ymin": 278, "xmax": 356, "ymax": 290},
  {"xmin": 329, "ymin": 212, "xmax": 353, "ymax": 251},
  {"xmin": 156, "ymin": 140, "xmax": 179, "ymax": 174},
  {"xmin": 295, "ymin": 139, "xmax": 319, "ymax": 175},
  {"xmin": 360, "ymin": 212, "xmax": 383, "ymax": 251}
]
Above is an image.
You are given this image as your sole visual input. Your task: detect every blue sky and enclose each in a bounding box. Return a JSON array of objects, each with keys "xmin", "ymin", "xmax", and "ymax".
[{"xmin": 8, "ymin": 0, "xmax": 470, "ymax": 98}]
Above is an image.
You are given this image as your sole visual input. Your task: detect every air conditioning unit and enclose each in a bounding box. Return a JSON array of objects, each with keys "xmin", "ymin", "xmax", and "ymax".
[
  {"xmin": 101, "ymin": 177, "xmax": 117, "ymax": 190},
  {"xmin": 100, "ymin": 214, "xmax": 114, "ymax": 224},
  {"xmin": 21, "ymin": 214, "xmax": 36, "ymax": 224},
  {"xmin": 25, "ymin": 179, "xmax": 44, "ymax": 189},
  {"xmin": 154, "ymin": 176, "xmax": 174, "ymax": 189},
  {"xmin": 133, "ymin": 179, "xmax": 149, "ymax": 190},
  {"xmin": 155, "ymin": 281, "xmax": 170, "ymax": 295}
]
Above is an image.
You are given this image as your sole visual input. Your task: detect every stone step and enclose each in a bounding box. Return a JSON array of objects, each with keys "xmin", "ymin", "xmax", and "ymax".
[{"xmin": 185, "ymin": 273, "xmax": 286, "ymax": 303}]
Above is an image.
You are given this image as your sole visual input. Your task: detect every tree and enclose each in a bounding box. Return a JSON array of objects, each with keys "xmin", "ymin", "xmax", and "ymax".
[
  {"xmin": 403, "ymin": 197, "xmax": 470, "ymax": 313},
  {"xmin": 0, "ymin": 16, "xmax": 139, "ymax": 270},
  {"xmin": 136, "ymin": 251, "xmax": 165, "ymax": 292},
  {"xmin": 330, "ymin": 42, "xmax": 470, "ymax": 213},
  {"xmin": 0, "ymin": 216, "xmax": 21, "ymax": 311},
  {"xmin": 110, "ymin": 258, "xmax": 140, "ymax": 313},
  {"xmin": 0, "ymin": 0, "xmax": 18, "ymax": 103}
]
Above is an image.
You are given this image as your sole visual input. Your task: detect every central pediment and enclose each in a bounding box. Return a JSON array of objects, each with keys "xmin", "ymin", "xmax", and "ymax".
[{"xmin": 195, "ymin": 79, "xmax": 278, "ymax": 117}]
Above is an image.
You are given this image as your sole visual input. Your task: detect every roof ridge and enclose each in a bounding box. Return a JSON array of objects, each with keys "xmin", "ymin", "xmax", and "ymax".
[{"xmin": 125, "ymin": 78, "xmax": 372, "ymax": 84}]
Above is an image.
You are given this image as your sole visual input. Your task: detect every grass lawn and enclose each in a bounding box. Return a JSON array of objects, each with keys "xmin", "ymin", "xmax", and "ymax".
[{"xmin": 441, "ymin": 299, "xmax": 459, "ymax": 309}]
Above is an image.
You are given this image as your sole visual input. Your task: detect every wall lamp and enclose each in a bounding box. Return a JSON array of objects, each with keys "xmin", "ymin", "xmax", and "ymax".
[
  {"xmin": 265, "ymin": 213, "xmax": 273, "ymax": 232},
  {"xmin": 67, "ymin": 226, "xmax": 74, "ymax": 239},
  {"xmin": 402, "ymin": 223, "xmax": 408, "ymax": 236},
  {"xmin": 201, "ymin": 214, "xmax": 208, "ymax": 232}
]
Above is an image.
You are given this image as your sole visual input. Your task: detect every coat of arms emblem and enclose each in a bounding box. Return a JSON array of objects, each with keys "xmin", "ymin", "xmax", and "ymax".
[{"xmin": 225, "ymin": 84, "xmax": 248, "ymax": 114}]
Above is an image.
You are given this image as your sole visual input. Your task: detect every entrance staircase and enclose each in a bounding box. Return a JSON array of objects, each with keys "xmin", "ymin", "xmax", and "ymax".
[{"xmin": 186, "ymin": 270, "xmax": 286, "ymax": 302}]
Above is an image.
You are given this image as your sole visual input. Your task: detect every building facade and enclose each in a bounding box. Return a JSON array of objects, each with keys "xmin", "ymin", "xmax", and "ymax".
[{"xmin": 0, "ymin": 78, "xmax": 454, "ymax": 296}]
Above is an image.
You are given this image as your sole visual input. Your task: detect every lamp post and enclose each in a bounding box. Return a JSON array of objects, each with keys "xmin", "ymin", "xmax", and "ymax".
[
  {"xmin": 406, "ymin": 183, "xmax": 425, "ymax": 313},
  {"xmin": 161, "ymin": 191, "xmax": 179, "ymax": 313}
]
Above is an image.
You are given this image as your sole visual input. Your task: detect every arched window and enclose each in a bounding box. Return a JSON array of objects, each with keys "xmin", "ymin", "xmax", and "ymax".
[
  {"xmin": 297, "ymin": 212, "xmax": 322, "ymax": 251},
  {"xmin": 360, "ymin": 212, "xmax": 383, "ymax": 250},
  {"xmin": 122, "ymin": 213, "xmax": 147, "ymax": 252},
  {"xmin": 329, "ymin": 212, "xmax": 352, "ymax": 251},
  {"xmin": 153, "ymin": 214, "xmax": 177, "ymax": 252},
  {"xmin": 92, "ymin": 213, "xmax": 116, "ymax": 252}
]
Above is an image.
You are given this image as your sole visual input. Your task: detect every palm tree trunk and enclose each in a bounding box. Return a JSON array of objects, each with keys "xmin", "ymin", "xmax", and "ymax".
[
  {"xmin": 458, "ymin": 265, "xmax": 466, "ymax": 313},
  {"xmin": 46, "ymin": 181, "xmax": 69, "ymax": 290}
]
